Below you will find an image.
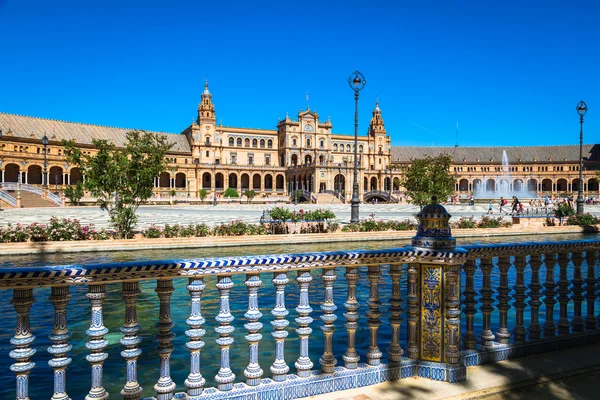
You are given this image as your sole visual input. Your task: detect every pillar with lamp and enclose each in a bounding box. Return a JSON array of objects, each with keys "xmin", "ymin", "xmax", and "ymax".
[
  {"xmin": 576, "ymin": 100, "xmax": 587, "ymax": 215},
  {"xmin": 42, "ymin": 133, "xmax": 48, "ymax": 189},
  {"xmin": 347, "ymin": 70, "xmax": 366, "ymax": 223}
]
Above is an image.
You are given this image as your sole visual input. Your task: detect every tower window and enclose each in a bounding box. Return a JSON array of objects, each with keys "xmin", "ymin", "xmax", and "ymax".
[
  {"xmin": 237, "ymin": 138, "xmax": 242, "ymax": 146},
  {"xmin": 320, "ymin": 140, "xmax": 324, "ymax": 147},
  {"xmin": 206, "ymin": 151, "xmax": 209, "ymax": 157},
  {"xmin": 245, "ymin": 138, "xmax": 250, "ymax": 147},
  {"xmin": 306, "ymin": 139, "xmax": 311, "ymax": 147},
  {"xmin": 252, "ymin": 139, "xmax": 258, "ymax": 148},
  {"xmin": 229, "ymin": 137, "xmax": 234, "ymax": 146},
  {"xmin": 267, "ymin": 139, "xmax": 273, "ymax": 148},
  {"xmin": 260, "ymin": 139, "xmax": 265, "ymax": 148}
]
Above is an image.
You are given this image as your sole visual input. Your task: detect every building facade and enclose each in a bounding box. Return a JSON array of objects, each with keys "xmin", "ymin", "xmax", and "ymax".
[{"xmin": 1, "ymin": 81, "xmax": 599, "ymax": 203}]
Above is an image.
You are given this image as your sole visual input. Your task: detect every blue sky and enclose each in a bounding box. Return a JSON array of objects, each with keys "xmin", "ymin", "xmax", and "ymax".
[{"xmin": 0, "ymin": 0, "xmax": 598, "ymax": 146}]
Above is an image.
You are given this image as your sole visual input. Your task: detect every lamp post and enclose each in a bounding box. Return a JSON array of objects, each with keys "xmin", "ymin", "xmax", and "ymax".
[
  {"xmin": 348, "ymin": 70, "xmax": 366, "ymax": 223},
  {"xmin": 42, "ymin": 134, "xmax": 48, "ymax": 188},
  {"xmin": 576, "ymin": 100, "xmax": 587, "ymax": 215},
  {"xmin": 213, "ymin": 163, "xmax": 217, "ymax": 206},
  {"xmin": 187, "ymin": 179, "xmax": 190, "ymax": 198}
]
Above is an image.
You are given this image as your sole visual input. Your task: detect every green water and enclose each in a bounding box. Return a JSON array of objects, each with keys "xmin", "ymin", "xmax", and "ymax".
[{"xmin": 0, "ymin": 233, "xmax": 597, "ymax": 398}]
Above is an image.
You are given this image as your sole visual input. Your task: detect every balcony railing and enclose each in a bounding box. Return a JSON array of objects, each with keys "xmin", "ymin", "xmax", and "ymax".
[{"xmin": 1, "ymin": 235, "xmax": 599, "ymax": 399}]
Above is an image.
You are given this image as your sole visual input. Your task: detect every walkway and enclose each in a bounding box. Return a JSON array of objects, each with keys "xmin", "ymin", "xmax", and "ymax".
[
  {"xmin": 313, "ymin": 343, "xmax": 600, "ymax": 400},
  {"xmin": 3, "ymin": 203, "xmax": 599, "ymax": 228}
]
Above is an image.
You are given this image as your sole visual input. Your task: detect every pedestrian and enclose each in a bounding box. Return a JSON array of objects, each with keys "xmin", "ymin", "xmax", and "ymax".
[
  {"xmin": 511, "ymin": 196, "xmax": 519, "ymax": 215},
  {"xmin": 487, "ymin": 200, "xmax": 493, "ymax": 214},
  {"xmin": 499, "ymin": 196, "xmax": 505, "ymax": 214}
]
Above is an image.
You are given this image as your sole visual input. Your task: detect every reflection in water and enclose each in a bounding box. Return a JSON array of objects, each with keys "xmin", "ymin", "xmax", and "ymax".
[{"xmin": 0, "ymin": 233, "xmax": 596, "ymax": 397}]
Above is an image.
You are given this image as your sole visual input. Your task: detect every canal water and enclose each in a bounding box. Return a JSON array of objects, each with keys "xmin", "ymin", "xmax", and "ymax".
[{"xmin": 0, "ymin": 233, "xmax": 598, "ymax": 398}]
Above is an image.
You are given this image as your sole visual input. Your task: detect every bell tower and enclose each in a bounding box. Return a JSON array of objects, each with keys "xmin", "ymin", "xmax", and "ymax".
[
  {"xmin": 367, "ymin": 99, "xmax": 391, "ymax": 171},
  {"xmin": 369, "ymin": 100, "xmax": 386, "ymax": 137}
]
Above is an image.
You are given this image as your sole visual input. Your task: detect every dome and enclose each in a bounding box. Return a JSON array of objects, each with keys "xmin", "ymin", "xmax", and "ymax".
[{"xmin": 411, "ymin": 196, "xmax": 456, "ymax": 250}]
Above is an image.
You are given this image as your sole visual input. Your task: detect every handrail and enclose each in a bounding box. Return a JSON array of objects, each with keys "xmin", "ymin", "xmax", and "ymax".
[
  {"xmin": 0, "ymin": 183, "xmax": 62, "ymax": 206},
  {"xmin": 0, "ymin": 189, "xmax": 17, "ymax": 207}
]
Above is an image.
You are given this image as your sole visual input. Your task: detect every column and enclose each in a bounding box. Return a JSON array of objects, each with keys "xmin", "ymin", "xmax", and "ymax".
[
  {"xmin": 584, "ymin": 250, "xmax": 598, "ymax": 329},
  {"xmin": 496, "ymin": 256, "xmax": 511, "ymax": 344},
  {"xmin": 366, "ymin": 265, "xmax": 383, "ymax": 366},
  {"xmin": 85, "ymin": 284, "xmax": 109, "ymax": 400},
  {"xmin": 444, "ymin": 264, "xmax": 461, "ymax": 364},
  {"xmin": 24, "ymin": 171, "xmax": 27, "ymax": 184},
  {"xmin": 571, "ymin": 252, "xmax": 585, "ymax": 332},
  {"xmin": 10, "ymin": 288, "xmax": 36, "ymax": 400},
  {"xmin": 462, "ymin": 260, "xmax": 477, "ymax": 350},
  {"xmin": 527, "ymin": 255, "xmax": 543, "ymax": 340},
  {"xmin": 154, "ymin": 279, "xmax": 176, "ymax": 400},
  {"xmin": 479, "ymin": 258, "xmax": 495, "ymax": 348},
  {"xmin": 557, "ymin": 253, "xmax": 571, "ymax": 335},
  {"xmin": 407, "ymin": 264, "xmax": 420, "ymax": 358},
  {"xmin": 388, "ymin": 264, "xmax": 404, "ymax": 362},
  {"xmin": 295, "ymin": 270, "xmax": 314, "ymax": 377},
  {"xmin": 319, "ymin": 267, "xmax": 337, "ymax": 373},
  {"xmin": 185, "ymin": 277, "xmax": 206, "ymax": 397},
  {"xmin": 270, "ymin": 272, "xmax": 289, "ymax": 381},
  {"xmin": 543, "ymin": 253, "xmax": 558, "ymax": 336},
  {"xmin": 215, "ymin": 275, "xmax": 236, "ymax": 391},
  {"xmin": 1, "ymin": 169, "xmax": 4, "ymax": 182},
  {"xmin": 343, "ymin": 266, "xmax": 360, "ymax": 369},
  {"xmin": 512, "ymin": 255, "xmax": 528, "ymax": 342},
  {"xmin": 121, "ymin": 281, "xmax": 143, "ymax": 400},
  {"xmin": 243, "ymin": 273, "xmax": 263, "ymax": 386},
  {"xmin": 49, "ymin": 287, "xmax": 72, "ymax": 400}
]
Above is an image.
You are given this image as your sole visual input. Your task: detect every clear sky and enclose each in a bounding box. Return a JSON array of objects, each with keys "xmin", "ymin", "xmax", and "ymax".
[{"xmin": 0, "ymin": 0, "xmax": 598, "ymax": 147}]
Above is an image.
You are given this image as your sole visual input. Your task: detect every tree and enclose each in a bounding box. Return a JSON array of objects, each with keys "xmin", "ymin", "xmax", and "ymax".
[
  {"xmin": 223, "ymin": 188, "xmax": 239, "ymax": 198},
  {"xmin": 400, "ymin": 154, "xmax": 454, "ymax": 208},
  {"xmin": 198, "ymin": 188, "xmax": 208, "ymax": 202},
  {"xmin": 63, "ymin": 182, "xmax": 84, "ymax": 205},
  {"xmin": 244, "ymin": 189, "xmax": 256, "ymax": 203},
  {"xmin": 63, "ymin": 130, "xmax": 172, "ymax": 238}
]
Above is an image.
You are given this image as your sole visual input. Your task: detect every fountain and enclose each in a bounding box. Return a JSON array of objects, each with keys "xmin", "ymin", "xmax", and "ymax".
[{"xmin": 473, "ymin": 150, "xmax": 537, "ymax": 199}]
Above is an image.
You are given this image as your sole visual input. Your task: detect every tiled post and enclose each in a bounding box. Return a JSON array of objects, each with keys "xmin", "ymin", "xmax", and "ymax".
[
  {"xmin": 85, "ymin": 284, "xmax": 109, "ymax": 400},
  {"xmin": 543, "ymin": 253, "xmax": 558, "ymax": 336},
  {"xmin": 244, "ymin": 272, "xmax": 263, "ymax": 386},
  {"xmin": 120, "ymin": 282, "xmax": 143, "ymax": 400},
  {"xmin": 295, "ymin": 270, "xmax": 314, "ymax": 376},
  {"xmin": 406, "ymin": 264, "xmax": 420, "ymax": 359},
  {"xmin": 557, "ymin": 253, "xmax": 571, "ymax": 335},
  {"xmin": 496, "ymin": 256, "xmax": 512, "ymax": 344},
  {"xmin": 479, "ymin": 258, "xmax": 496, "ymax": 348},
  {"xmin": 387, "ymin": 264, "xmax": 404, "ymax": 362},
  {"xmin": 270, "ymin": 272, "xmax": 290, "ymax": 381},
  {"xmin": 527, "ymin": 255, "xmax": 543, "ymax": 340},
  {"xmin": 185, "ymin": 277, "xmax": 207, "ymax": 397},
  {"xmin": 10, "ymin": 288, "xmax": 36, "ymax": 400},
  {"xmin": 215, "ymin": 274, "xmax": 236, "ymax": 391},
  {"xmin": 48, "ymin": 286, "xmax": 72, "ymax": 400},
  {"xmin": 570, "ymin": 252, "xmax": 585, "ymax": 332},
  {"xmin": 444, "ymin": 264, "xmax": 461, "ymax": 364},
  {"xmin": 366, "ymin": 265, "xmax": 383, "ymax": 366},
  {"xmin": 462, "ymin": 259, "xmax": 477, "ymax": 350},
  {"xmin": 584, "ymin": 250, "xmax": 598, "ymax": 329},
  {"xmin": 343, "ymin": 266, "xmax": 360, "ymax": 369},
  {"xmin": 154, "ymin": 279, "xmax": 176, "ymax": 400},
  {"xmin": 512, "ymin": 255, "xmax": 528, "ymax": 342},
  {"xmin": 320, "ymin": 267, "xmax": 337, "ymax": 373}
]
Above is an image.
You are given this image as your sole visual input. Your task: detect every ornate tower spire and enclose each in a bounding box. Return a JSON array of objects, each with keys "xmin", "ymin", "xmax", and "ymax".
[
  {"xmin": 369, "ymin": 98, "xmax": 386, "ymax": 137},
  {"xmin": 198, "ymin": 78, "xmax": 215, "ymax": 124}
]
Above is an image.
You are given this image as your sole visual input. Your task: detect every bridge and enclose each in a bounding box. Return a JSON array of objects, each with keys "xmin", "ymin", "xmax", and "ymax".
[
  {"xmin": 1, "ymin": 200, "xmax": 598, "ymax": 400},
  {"xmin": 363, "ymin": 190, "xmax": 399, "ymax": 203}
]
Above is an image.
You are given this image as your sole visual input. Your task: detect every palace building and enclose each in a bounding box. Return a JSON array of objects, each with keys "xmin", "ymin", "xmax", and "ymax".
[{"xmin": 1, "ymin": 81, "xmax": 599, "ymax": 206}]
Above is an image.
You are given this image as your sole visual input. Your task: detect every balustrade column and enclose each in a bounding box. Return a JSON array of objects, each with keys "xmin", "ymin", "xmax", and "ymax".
[
  {"xmin": 512, "ymin": 255, "xmax": 528, "ymax": 342},
  {"xmin": 388, "ymin": 264, "xmax": 404, "ymax": 362},
  {"xmin": 444, "ymin": 264, "xmax": 461, "ymax": 364},
  {"xmin": 366, "ymin": 265, "xmax": 383, "ymax": 366},
  {"xmin": 584, "ymin": 250, "xmax": 598, "ymax": 329},
  {"xmin": 295, "ymin": 270, "xmax": 314, "ymax": 377},
  {"xmin": 10, "ymin": 288, "xmax": 36, "ymax": 400},
  {"xmin": 527, "ymin": 255, "xmax": 543, "ymax": 340},
  {"xmin": 215, "ymin": 274, "xmax": 236, "ymax": 391},
  {"xmin": 543, "ymin": 253, "xmax": 558, "ymax": 336},
  {"xmin": 270, "ymin": 272, "xmax": 290, "ymax": 381},
  {"xmin": 120, "ymin": 281, "xmax": 143, "ymax": 400},
  {"xmin": 320, "ymin": 267, "xmax": 337, "ymax": 373},
  {"xmin": 407, "ymin": 264, "xmax": 419, "ymax": 358},
  {"xmin": 85, "ymin": 284, "xmax": 109, "ymax": 400},
  {"xmin": 496, "ymin": 256, "xmax": 511, "ymax": 344},
  {"xmin": 243, "ymin": 273, "xmax": 263, "ymax": 386},
  {"xmin": 343, "ymin": 266, "xmax": 360, "ymax": 369},
  {"xmin": 185, "ymin": 277, "xmax": 206, "ymax": 397},
  {"xmin": 571, "ymin": 252, "xmax": 585, "ymax": 332},
  {"xmin": 557, "ymin": 253, "xmax": 571, "ymax": 335},
  {"xmin": 462, "ymin": 260, "xmax": 477, "ymax": 350},
  {"xmin": 479, "ymin": 258, "xmax": 495, "ymax": 348},
  {"xmin": 48, "ymin": 286, "xmax": 72, "ymax": 400},
  {"xmin": 154, "ymin": 279, "xmax": 176, "ymax": 400}
]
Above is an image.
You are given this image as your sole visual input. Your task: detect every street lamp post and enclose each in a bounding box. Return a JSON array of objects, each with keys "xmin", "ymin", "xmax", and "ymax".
[
  {"xmin": 187, "ymin": 179, "xmax": 190, "ymax": 198},
  {"xmin": 348, "ymin": 71, "xmax": 366, "ymax": 223},
  {"xmin": 42, "ymin": 134, "xmax": 48, "ymax": 188},
  {"xmin": 576, "ymin": 100, "xmax": 588, "ymax": 215}
]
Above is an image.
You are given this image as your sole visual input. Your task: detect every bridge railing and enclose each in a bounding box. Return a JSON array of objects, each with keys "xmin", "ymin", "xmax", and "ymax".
[
  {"xmin": 0, "ymin": 189, "xmax": 17, "ymax": 207},
  {"xmin": 0, "ymin": 183, "xmax": 63, "ymax": 206},
  {"xmin": 1, "ymin": 239, "xmax": 598, "ymax": 400}
]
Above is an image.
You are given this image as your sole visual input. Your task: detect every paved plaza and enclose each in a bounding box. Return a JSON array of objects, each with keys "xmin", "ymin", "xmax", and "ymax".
[{"xmin": 2, "ymin": 203, "xmax": 600, "ymax": 229}]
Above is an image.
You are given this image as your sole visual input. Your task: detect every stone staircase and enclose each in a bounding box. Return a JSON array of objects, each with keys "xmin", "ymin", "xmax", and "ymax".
[
  {"xmin": 4, "ymin": 190, "xmax": 58, "ymax": 208},
  {"xmin": 315, "ymin": 193, "xmax": 343, "ymax": 204}
]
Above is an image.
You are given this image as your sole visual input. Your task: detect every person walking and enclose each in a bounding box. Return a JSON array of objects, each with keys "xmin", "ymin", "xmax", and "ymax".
[
  {"xmin": 511, "ymin": 196, "xmax": 519, "ymax": 216},
  {"xmin": 499, "ymin": 196, "xmax": 505, "ymax": 214},
  {"xmin": 487, "ymin": 200, "xmax": 494, "ymax": 214}
]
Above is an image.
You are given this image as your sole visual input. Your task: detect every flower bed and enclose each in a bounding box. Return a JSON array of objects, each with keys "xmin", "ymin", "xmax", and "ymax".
[{"xmin": 0, "ymin": 217, "xmax": 111, "ymax": 243}]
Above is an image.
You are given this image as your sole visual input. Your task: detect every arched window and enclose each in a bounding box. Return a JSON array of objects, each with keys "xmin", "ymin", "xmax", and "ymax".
[
  {"xmin": 346, "ymin": 144, "xmax": 351, "ymax": 152},
  {"xmin": 237, "ymin": 138, "xmax": 242, "ymax": 146},
  {"xmin": 333, "ymin": 144, "xmax": 338, "ymax": 151},
  {"xmin": 244, "ymin": 138, "xmax": 250, "ymax": 147},
  {"xmin": 339, "ymin": 145, "xmax": 344, "ymax": 152},
  {"xmin": 306, "ymin": 139, "xmax": 311, "ymax": 147},
  {"xmin": 229, "ymin": 137, "xmax": 234, "ymax": 146},
  {"xmin": 359, "ymin": 145, "xmax": 364, "ymax": 153},
  {"xmin": 252, "ymin": 138, "xmax": 258, "ymax": 147},
  {"xmin": 320, "ymin": 140, "xmax": 324, "ymax": 147},
  {"xmin": 260, "ymin": 139, "xmax": 265, "ymax": 148},
  {"xmin": 267, "ymin": 139, "xmax": 273, "ymax": 148}
]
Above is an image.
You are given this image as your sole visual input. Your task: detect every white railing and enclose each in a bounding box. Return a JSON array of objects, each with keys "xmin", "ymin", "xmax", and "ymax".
[
  {"xmin": 0, "ymin": 183, "xmax": 62, "ymax": 206},
  {"xmin": 0, "ymin": 190, "xmax": 17, "ymax": 207}
]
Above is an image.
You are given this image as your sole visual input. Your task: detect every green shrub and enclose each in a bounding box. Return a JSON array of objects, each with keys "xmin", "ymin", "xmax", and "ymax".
[
  {"xmin": 193, "ymin": 223, "xmax": 211, "ymax": 237},
  {"xmin": 223, "ymin": 188, "xmax": 239, "ymax": 198},
  {"xmin": 28, "ymin": 223, "xmax": 47, "ymax": 242},
  {"xmin": 453, "ymin": 216, "xmax": 477, "ymax": 229},
  {"xmin": 0, "ymin": 223, "xmax": 30, "ymax": 242},
  {"xmin": 197, "ymin": 189, "xmax": 208, "ymax": 201},
  {"xmin": 64, "ymin": 183, "xmax": 84, "ymax": 205},
  {"xmin": 244, "ymin": 190, "xmax": 257, "ymax": 203},
  {"xmin": 45, "ymin": 217, "xmax": 89, "ymax": 241},
  {"xmin": 142, "ymin": 225, "xmax": 162, "ymax": 239},
  {"xmin": 269, "ymin": 207, "xmax": 293, "ymax": 222},
  {"xmin": 554, "ymin": 202, "xmax": 575, "ymax": 222},
  {"xmin": 567, "ymin": 213, "xmax": 599, "ymax": 226},
  {"xmin": 477, "ymin": 216, "xmax": 503, "ymax": 228},
  {"xmin": 327, "ymin": 221, "xmax": 340, "ymax": 232},
  {"xmin": 163, "ymin": 224, "xmax": 182, "ymax": 238},
  {"xmin": 90, "ymin": 229, "xmax": 112, "ymax": 240},
  {"xmin": 341, "ymin": 223, "xmax": 361, "ymax": 232}
]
